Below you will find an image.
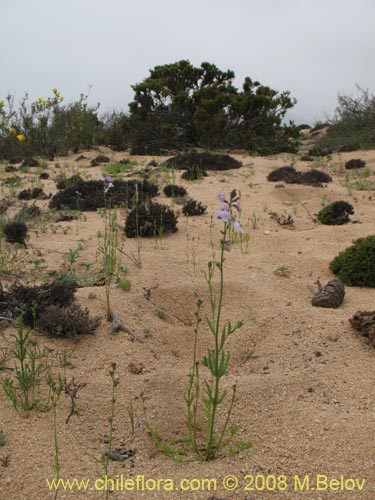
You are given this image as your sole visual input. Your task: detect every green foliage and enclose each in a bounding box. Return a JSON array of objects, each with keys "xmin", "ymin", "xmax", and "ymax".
[
  {"xmin": 36, "ymin": 304, "xmax": 101, "ymax": 339},
  {"xmin": 0, "ymin": 89, "xmax": 104, "ymax": 159},
  {"xmin": 3, "ymin": 220, "xmax": 28, "ymax": 246},
  {"xmin": 317, "ymin": 201, "xmax": 354, "ymax": 225},
  {"xmin": 166, "ymin": 151, "xmax": 242, "ymax": 171},
  {"xmin": 50, "ymin": 178, "xmax": 158, "ymax": 211},
  {"xmin": 125, "ymin": 202, "xmax": 178, "ymax": 238},
  {"xmin": 128, "ymin": 60, "xmax": 297, "ymax": 154},
  {"xmin": 330, "ymin": 235, "xmax": 375, "ymax": 286},
  {"xmin": 313, "ymin": 86, "xmax": 375, "ymax": 152},
  {"xmin": 163, "ymin": 184, "xmax": 187, "ymax": 197},
  {"xmin": 182, "ymin": 199, "xmax": 207, "ymax": 216},
  {"xmin": 2, "ymin": 317, "xmax": 51, "ymax": 416}
]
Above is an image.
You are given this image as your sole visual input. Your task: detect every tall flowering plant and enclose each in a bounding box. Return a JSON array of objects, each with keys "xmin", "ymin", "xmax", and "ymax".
[{"xmin": 186, "ymin": 189, "xmax": 245, "ymax": 460}]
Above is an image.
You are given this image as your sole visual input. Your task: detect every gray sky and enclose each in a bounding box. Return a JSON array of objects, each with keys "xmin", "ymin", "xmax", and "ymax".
[{"xmin": 1, "ymin": 0, "xmax": 374, "ymax": 124}]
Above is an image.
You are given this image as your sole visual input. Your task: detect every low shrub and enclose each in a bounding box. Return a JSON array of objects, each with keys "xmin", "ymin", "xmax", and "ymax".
[
  {"xmin": 182, "ymin": 199, "xmax": 207, "ymax": 216},
  {"xmin": 18, "ymin": 187, "xmax": 44, "ymax": 200},
  {"xmin": 350, "ymin": 311, "xmax": 375, "ymax": 346},
  {"xmin": 267, "ymin": 166, "xmax": 332, "ymax": 187},
  {"xmin": 55, "ymin": 174, "xmax": 82, "ymax": 190},
  {"xmin": 125, "ymin": 201, "xmax": 178, "ymax": 238},
  {"xmin": 90, "ymin": 155, "xmax": 110, "ymax": 166},
  {"xmin": 345, "ymin": 158, "xmax": 366, "ymax": 170},
  {"xmin": 166, "ymin": 151, "xmax": 242, "ymax": 171},
  {"xmin": 50, "ymin": 178, "xmax": 158, "ymax": 211},
  {"xmin": 317, "ymin": 201, "xmax": 354, "ymax": 225},
  {"xmin": 163, "ymin": 184, "xmax": 187, "ymax": 197},
  {"xmin": 39, "ymin": 172, "xmax": 49, "ymax": 179},
  {"xmin": 3, "ymin": 221, "xmax": 28, "ymax": 246},
  {"xmin": 36, "ymin": 303, "xmax": 101, "ymax": 339},
  {"xmin": 2, "ymin": 281, "xmax": 77, "ymax": 325},
  {"xmin": 308, "ymin": 146, "xmax": 332, "ymax": 157},
  {"xmin": 21, "ymin": 158, "xmax": 39, "ymax": 167},
  {"xmin": 181, "ymin": 165, "xmax": 207, "ymax": 180},
  {"xmin": 330, "ymin": 235, "xmax": 375, "ymax": 286},
  {"xmin": 4, "ymin": 165, "xmax": 17, "ymax": 173},
  {"xmin": 18, "ymin": 205, "xmax": 42, "ymax": 219}
]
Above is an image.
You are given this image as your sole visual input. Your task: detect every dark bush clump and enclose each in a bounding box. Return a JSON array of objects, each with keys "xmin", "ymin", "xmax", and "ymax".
[
  {"xmin": 4, "ymin": 165, "xmax": 18, "ymax": 173},
  {"xmin": 337, "ymin": 143, "xmax": 361, "ymax": 153},
  {"xmin": 21, "ymin": 158, "xmax": 39, "ymax": 167},
  {"xmin": 330, "ymin": 235, "xmax": 375, "ymax": 287},
  {"xmin": 36, "ymin": 303, "xmax": 101, "ymax": 339},
  {"xmin": 317, "ymin": 201, "xmax": 354, "ymax": 225},
  {"xmin": 163, "ymin": 184, "xmax": 187, "ymax": 197},
  {"xmin": 125, "ymin": 202, "xmax": 178, "ymax": 238},
  {"xmin": 90, "ymin": 155, "xmax": 110, "ymax": 166},
  {"xmin": 18, "ymin": 187, "xmax": 44, "ymax": 200},
  {"xmin": 181, "ymin": 165, "xmax": 208, "ymax": 180},
  {"xmin": 182, "ymin": 199, "xmax": 207, "ymax": 216},
  {"xmin": 39, "ymin": 172, "xmax": 50, "ymax": 179},
  {"xmin": 350, "ymin": 311, "xmax": 375, "ymax": 347},
  {"xmin": 166, "ymin": 151, "xmax": 242, "ymax": 171},
  {"xmin": 300, "ymin": 169, "xmax": 332, "ymax": 186},
  {"xmin": 55, "ymin": 174, "xmax": 82, "ymax": 190},
  {"xmin": 8, "ymin": 157, "xmax": 22, "ymax": 165},
  {"xmin": 267, "ymin": 166, "xmax": 298, "ymax": 182},
  {"xmin": 300, "ymin": 155, "xmax": 313, "ymax": 162},
  {"xmin": 3, "ymin": 221, "xmax": 28, "ymax": 246},
  {"xmin": 50, "ymin": 179, "xmax": 158, "ymax": 211},
  {"xmin": 2, "ymin": 281, "xmax": 76, "ymax": 325},
  {"xmin": 267, "ymin": 166, "xmax": 332, "ymax": 187},
  {"xmin": 345, "ymin": 158, "xmax": 366, "ymax": 170},
  {"xmin": 308, "ymin": 146, "xmax": 332, "ymax": 157}
]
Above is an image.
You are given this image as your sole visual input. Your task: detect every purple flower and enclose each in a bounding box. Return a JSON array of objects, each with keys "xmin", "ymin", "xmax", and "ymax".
[
  {"xmin": 218, "ymin": 193, "xmax": 225, "ymax": 203},
  {"xmin": 234, "ymin": 201, "xmax": 241, "ymax": 212},
  {"xmin": 215, "ymin": 209, "xmax": 230, "ymax": 222},
  {"xmin": 105, "ymin": 175, "xmax": 112, "ymax": 183},
  {"xmin": 233, "ymin": 220, "xmax": 243, "ymax": 233}
]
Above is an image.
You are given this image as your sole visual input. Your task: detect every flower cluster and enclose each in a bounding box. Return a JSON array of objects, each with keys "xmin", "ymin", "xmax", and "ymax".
[
  {"xmin": 103, "ymin": 175, "xmax": 114, "ymax": 194},
  {"xmin": 215, "ymin": 190, "xmax": 243, "ymax": 233}
]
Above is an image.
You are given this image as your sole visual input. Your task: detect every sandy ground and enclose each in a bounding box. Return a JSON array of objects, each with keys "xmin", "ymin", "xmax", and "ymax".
[{"xmin": 1, "ymin": 147, "xmax": 375, "ymax": 500}]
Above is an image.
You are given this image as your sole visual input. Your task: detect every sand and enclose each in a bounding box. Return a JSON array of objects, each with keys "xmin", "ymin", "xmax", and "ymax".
[{"xmin": 1, "ymin": 147, "xmax": 375, "ymax": 499}]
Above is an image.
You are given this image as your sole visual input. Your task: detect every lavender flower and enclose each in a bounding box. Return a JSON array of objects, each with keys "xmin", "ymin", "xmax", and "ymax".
[{"xmin": 217, "ymin": 193, "xmax": 225, "ymax": 203}]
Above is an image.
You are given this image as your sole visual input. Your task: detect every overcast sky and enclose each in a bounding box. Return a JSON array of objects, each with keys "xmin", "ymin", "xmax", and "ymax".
[{"xmin": 1, "ymin": 0, "xmax": 374, "ymax": 124}]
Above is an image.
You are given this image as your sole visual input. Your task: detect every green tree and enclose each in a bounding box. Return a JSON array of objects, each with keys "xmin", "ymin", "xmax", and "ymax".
[{"xmin": 128, "ymin": 60, "xmax": 297, "ymax": 154}]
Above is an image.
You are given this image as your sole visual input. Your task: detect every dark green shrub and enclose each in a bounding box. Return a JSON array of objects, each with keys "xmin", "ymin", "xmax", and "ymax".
[
  {"xmin": 50, "ymin": 179, "xmax": 158, "ymax": 211},
  {"xmin": 181, "ymin": 165, "xmax": 207, "ymax": 180},
  {"xmin": 4, "ymin": 165, "xmax": 17, "ymax": 173},
  {"xmin": 330, "ymin": 235, "xmax": 375, "ymax": 286},
  {"xmin": 308, "ymin": 146, "xmax": 332, "ymax": 157},
  {"xmin": 166, "ymin": 151, "xmax": 242, "ymax": 171},
  {"xmin": 21, "ymin": 158, "xmax": 39, "ymax": 167},
  {"xmin": 3, "ymin": 221, "xmax": 28, "ymax": 246},
  {"xmin": 300, "ymin": 169, "xmax": 332, "ymax": 186},
  {"xmin": 267, "ymin": 166, "xmax": 331, "ymax": 186},
  {"xmin": 36, "ymin": 303, "xmax": 101, "ymax": 339},
  {"xmin": 18, "ymin": 187, "xmax": 44, "ymax": 200},
  {"xmin": 345, "ymin": 158, "xmax": 366, "ymax": 170},
  {"xmin": 267, "ymin": 166, "xmax": 298, "ymax": 182},
  {"xmin": 39, "ymin": 172, "xmax": 49, "ymax": 179},
  {"xmin": 90, "ymin": 155, "xmax": 110, "ymax": 166},
  {"xmin": 55, "ymin": 174, "xmax": 82, "ymax": 190},
  {"xmin": 163, "ymin": 184, "xmax": 187, "ymax": 197},
  {"xmin": 125, "ymin": 202, "xmax": 178, "ymax": 238},
  {"xmin": 337, "ymin": 143, "xmax": 360, "ymax": 152},
  {"xmin": 182, "ymin": 199, "xmax": 207, "ymax": 216},
  {"xmin": 317, "ymin": 201, "xmax": 354, "ymax": 225},
  {"xmin": 2, "ymin": 281, "xmax": 76, "ymax": 326}
]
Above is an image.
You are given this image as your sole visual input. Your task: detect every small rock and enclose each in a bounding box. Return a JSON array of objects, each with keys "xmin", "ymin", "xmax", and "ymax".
[{"xmin": 311, "ymin": 279, "xmax": 345, "ymax": 308}]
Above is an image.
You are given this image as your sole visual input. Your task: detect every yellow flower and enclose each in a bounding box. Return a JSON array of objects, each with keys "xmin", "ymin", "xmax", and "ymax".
[
  {"xmin": 16, "ymin": 134, "xmax": 25, "ymax": 142},
  {"xmin": 52, "ymin": 87, "xmax": 58, "ymax": 94},
  {"xmin": 10, "ymin": 127, "xmax": 17, "ymax": 135},
  {"xmin": 37, "ymin": 97, "xmax": 46, "ymax": 105},
  {"xmin": 4, "ymin": 132, "xmax": 10, "ymax": 139},
  {"xmin": 0, "ymin": 100, "xmax": 4, "ymax": 106},
  {"xmin": 59, "ymin": 95, "xmax": 64, "ymax": 101},
  {"xmin": 2, "ymin": 119, "xmax": 8, "ymax": 126}
]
